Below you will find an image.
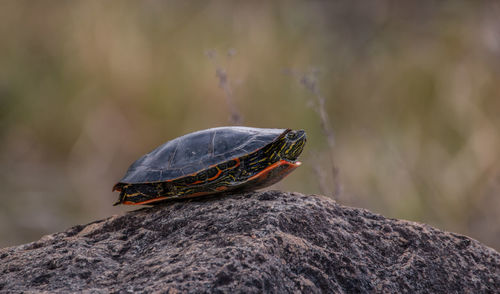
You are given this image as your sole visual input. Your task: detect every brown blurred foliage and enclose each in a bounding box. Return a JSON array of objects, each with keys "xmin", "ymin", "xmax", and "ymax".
[{"xmin": 1, "ymin": 1, "xmax": 499, "ymax": 250}]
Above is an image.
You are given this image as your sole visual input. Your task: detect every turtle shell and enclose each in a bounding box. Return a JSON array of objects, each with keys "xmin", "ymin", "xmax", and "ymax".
[{"xmin": 117, "ymin": 126, "xmax": 288, "ymax": 184}]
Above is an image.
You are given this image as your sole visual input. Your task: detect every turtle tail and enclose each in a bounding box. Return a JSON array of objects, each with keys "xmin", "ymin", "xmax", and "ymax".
[{"xmin": 113, "ymin": 190, "xmax": 127, "ymax": 206}]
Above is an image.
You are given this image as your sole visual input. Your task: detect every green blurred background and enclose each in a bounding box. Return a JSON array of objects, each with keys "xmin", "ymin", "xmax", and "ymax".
[{"xmin": 1, "ymin": 1, "xmax": 499, "ymax": 250}]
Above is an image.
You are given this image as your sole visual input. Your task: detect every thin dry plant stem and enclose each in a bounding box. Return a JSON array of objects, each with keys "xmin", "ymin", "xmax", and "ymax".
[
  {"xmin": 286, "ymin": 69, "xmax": 341, "ymax": 199},
  {"xmin": 206, "ymin": 49, "xmax": 243, "ymax": 125}
]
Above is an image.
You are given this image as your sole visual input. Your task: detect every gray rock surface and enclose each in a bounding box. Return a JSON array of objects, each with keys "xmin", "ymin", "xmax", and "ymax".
[{"xmin": 1, "ymin": 191, "xmax": 499, "ymax": 293}]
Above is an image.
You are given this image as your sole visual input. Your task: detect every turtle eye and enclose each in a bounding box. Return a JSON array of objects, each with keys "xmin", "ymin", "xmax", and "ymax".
[{"xmin": 287, "ymin": 131, "xmax": 298, "ymax": 140}]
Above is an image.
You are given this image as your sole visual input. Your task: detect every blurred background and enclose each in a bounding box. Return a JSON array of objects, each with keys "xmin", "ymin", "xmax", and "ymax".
[{"xmin": 1, "ymin": 1, "xmax": 499, "ymax": 250}]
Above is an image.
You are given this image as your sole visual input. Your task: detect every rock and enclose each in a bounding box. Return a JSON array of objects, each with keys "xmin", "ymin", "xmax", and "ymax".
[{"xmin": 0, "ymin": 191, "xmax": 499, "ymax": 293}]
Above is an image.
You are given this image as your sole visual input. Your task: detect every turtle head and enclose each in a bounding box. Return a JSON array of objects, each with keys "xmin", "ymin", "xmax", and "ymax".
[{"xmin": 280, "ymin": 129, "xmax": 306, "ymax": 162}]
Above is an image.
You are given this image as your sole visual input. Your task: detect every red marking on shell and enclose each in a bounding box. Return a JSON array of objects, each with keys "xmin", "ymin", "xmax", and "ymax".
[{"xmin": 247, "ymin": 160, "xmax": 300, "ymax": 183}]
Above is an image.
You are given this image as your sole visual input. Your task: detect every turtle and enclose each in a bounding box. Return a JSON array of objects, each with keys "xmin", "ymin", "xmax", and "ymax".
[{"xmin": 112, "ymin": 126, "xmax": 306, "ymax": 205}]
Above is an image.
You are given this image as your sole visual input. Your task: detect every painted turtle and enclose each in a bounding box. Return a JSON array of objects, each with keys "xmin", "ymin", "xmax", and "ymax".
[{"xmin": 113, "ymin": 126, "xmax": 306, "ymax": 205}]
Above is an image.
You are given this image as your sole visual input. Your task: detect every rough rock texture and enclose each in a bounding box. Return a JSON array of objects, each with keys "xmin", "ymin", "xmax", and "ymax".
[{"xmin": 1, "ymin": 191, "xmax": 499, "ymax": 293}]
